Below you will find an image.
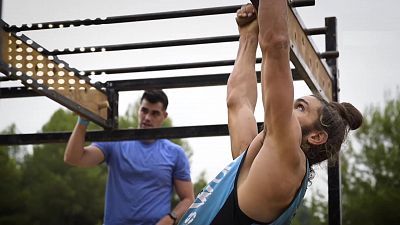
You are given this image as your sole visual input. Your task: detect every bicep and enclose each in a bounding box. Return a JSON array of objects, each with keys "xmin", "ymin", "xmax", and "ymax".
[
  {"xmin": 78, "ymin": 145, "xmax": 105, "ymax": 167},
  {"xmin": 174, "ymin": 179, "xmax": 194, "ymax": 200},
  {"xmin": 262, "ymin": 55, "xmax": 294, "ymax": 137}
]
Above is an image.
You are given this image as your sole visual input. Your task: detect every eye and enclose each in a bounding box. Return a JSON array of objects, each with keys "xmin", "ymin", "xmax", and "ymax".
[
  {"xmin": 152, "ymin": 111, "xmax": 161, "ymax": 117},
  {"xmin": 141, "ymin": 108, "xmax": 148, "ymax": 114},
  {"xmin": 296, "ymin": 103, "xmax": 305, "ymax": 112}
]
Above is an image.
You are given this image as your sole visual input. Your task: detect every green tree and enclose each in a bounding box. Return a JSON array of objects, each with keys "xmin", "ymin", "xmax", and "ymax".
[
  {"xmin": 0, "ymin": 125, "xmax": 28, "ymax": 225},
  {"xmin": 341, "ymin": 94, "xmax": 400, "ymax": 225},
  {"xmin": 20, "ymin": 109, "xmax": 106, "ymax": 225},
  {"xmin": 1, "ymin": 97, "xmax": 202, "ymax": 224}
]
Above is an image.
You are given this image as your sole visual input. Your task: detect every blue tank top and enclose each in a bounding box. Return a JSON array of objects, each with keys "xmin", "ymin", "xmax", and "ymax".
[{"xmin": 178, "ymin": 150, "xmax": 309, "ymax": 225}]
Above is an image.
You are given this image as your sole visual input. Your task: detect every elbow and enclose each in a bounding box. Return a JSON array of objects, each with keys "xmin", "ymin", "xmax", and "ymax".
[
  {"xmin": 185, "ymin": 195, "xmax": 195, "ymax": 207},
  {"xmin": 259, "ymin": 34, "xmax": 290, "ymax": 57},
  {"xmin": 64, "ymin": 154, "xmax": 74, "ymax": 166},
  {"xmin": 188, "ymin": 194, "xmax": 195, "ymax": 203},
  {"xmin": 64, "ymin": 151, "xmax": 78, "ymax": 166}
]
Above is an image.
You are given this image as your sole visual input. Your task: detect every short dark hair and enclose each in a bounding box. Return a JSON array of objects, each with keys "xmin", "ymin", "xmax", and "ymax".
[{"xmin": 140, "ymin": 89, "xmax": 169, "ymax": 110}]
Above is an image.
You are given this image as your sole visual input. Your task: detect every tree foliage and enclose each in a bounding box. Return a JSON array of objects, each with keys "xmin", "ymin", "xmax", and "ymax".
[
  {"xmin": 0, "ymin": 99, "xmax": 196, "ymax": 225},
  {"xmin": 10, "ymin": 92, "xmax": 400, "ymax": 224},
  {"xmin": 341, "ymin": 94, "xmax": 400, "ymax": 225},
  {"xmin": 291, "ymin": 93, "xmax": 400, "ymax": 225}
]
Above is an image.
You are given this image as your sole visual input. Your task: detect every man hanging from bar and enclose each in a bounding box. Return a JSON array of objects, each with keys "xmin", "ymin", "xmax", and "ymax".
[{"xmin": 178, "ymin": 1, "xmax": 363, "ymax": 224}]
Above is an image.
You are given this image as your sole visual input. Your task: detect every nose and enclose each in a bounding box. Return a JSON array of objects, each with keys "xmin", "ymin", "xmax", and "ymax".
[{"xmin": 144, "ymin": 113, "xmax": 152, "ymax": 122}]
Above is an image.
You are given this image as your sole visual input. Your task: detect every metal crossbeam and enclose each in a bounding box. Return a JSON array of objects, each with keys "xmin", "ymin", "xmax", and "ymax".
[
  {"xmin": 0, "ymin": 69, "xmax": 303, "ymax": 98},
  {"xmin": 0, "ymin": 123, "xmax": 264, "ymax": 146},
  {"xmin": 0, "ymin": 2, "xmax": 334, "ymax": 135}
]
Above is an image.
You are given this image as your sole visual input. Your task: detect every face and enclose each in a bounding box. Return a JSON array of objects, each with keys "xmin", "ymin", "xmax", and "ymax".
[
  {"xmin": 294, "ymin": 95, "xmax": 329, "ymax": 149},
  {"xmin": 138, "ymin": 99, "xmax": 168, "ymax": 129},
  {"xmin": 293, "ymin": 95, "xmax": 323, "ymax": 135}
]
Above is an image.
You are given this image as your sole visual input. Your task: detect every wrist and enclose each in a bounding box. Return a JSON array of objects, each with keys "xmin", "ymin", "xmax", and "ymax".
[
  {"xmin": 77, "ymin": 116, "xmax": 89, "ymax": 127},
  {"xmin": 168, "ymin": 211, "xmax": 177, "ymax": 224}
]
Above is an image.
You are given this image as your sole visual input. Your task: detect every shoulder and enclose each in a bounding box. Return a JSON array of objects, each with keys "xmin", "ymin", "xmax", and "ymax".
[{"xmin": 159, "ymin": 139, "xmax": 184, "ymax": 151}]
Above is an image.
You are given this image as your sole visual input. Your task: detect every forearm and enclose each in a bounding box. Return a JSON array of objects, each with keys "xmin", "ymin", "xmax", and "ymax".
[
  {"xmin": 226, "ymin": 9, "xmax": 260, "ymax": 159},
  {"xmin": 171, "ymin": 197, "xmax": 194, "ymax": 222},
  {"xmin": 258, "ymin": 0, "xmax": 289, "ymax": 51},
  {"xmin": 64, "ymin": 118, "xmax": 88, "ymax": 165},
  {"xmin": 258, "ymin": 0, "xmax": 293, "ymax": 129}
]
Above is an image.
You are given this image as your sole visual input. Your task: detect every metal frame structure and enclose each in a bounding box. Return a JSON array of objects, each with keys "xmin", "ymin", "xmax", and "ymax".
[{"xmin": 0, "ymin": 1, "xmax": 342, "ymax": 224}]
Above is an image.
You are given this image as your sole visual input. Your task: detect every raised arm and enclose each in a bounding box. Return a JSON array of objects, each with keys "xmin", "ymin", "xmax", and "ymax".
[
  {"xmin": 64, "ymin": 117, "xmax": 105, "ymax": 167},
  {"xmin": 226, "ymin": 4, "xmax": 259, "ymax": 159},
  {"xmin": 258, "ymin": 0, "xmax": 300, "ymax": 151}
]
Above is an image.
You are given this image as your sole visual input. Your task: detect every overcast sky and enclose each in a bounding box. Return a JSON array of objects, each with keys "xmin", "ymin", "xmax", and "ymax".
[{"xmin": 1, "ymin": 0, "xmax": 399, "ymax": 200}]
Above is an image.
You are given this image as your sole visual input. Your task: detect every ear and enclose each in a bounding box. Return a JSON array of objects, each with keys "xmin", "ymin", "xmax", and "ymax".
[
  {"xmin": 307, "ymin": 130, "xmax": 328, "ymax": 146},
  {"xmin": 163, "ymin": 111, "xmax": 168, "ymax": 119}
]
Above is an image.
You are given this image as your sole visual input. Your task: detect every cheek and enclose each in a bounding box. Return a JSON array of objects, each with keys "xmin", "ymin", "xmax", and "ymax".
[
  {"xmin": 155, "ymin": 116, "xmax": 165, "ymax": 123},
  {"xmin": 138, "ymin": 113, "xmax": 145, "ymax": 121}
]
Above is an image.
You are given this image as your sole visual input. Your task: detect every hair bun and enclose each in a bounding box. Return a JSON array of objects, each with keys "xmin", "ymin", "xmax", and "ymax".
[{"xmin": 340, "ymin": 102, "xmax": 363, "ymax": 130}]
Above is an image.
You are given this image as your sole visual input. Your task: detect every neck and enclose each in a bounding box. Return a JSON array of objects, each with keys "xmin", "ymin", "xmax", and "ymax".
[{"xmin": 142, "ymin": 139, "xmax": 156, "ymax": 144}]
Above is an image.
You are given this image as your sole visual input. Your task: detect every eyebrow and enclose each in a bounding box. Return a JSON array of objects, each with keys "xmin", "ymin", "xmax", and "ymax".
[{"xmin": 295, "ymin": 98, "xmax": 309, "ymax": 106}]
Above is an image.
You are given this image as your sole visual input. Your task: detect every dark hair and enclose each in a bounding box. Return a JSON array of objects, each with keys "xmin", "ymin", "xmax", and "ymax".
[
  {"xmin": 140, "ymin": 89, "xmax": 169, "ymax": 110},
  {"xmin": 303, "ymin": 95, "xmax": 363, "ymax": 166}
]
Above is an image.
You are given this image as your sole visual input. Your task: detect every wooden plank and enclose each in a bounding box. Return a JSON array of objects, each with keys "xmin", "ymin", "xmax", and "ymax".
[{"xmin": 288, "ymin": 6, "xmax": 333, "ymax": 101}]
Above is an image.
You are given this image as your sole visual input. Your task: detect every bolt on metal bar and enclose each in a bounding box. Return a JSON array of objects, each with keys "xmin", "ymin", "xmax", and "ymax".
[{"xmin": 319, "ymin": 51, "xmax": 339, "ymax": 59}]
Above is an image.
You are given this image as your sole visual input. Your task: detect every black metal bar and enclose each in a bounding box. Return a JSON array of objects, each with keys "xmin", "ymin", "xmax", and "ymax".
[
  {"xmin": 110, "ymin": 69, "xmax": 301, "ymax": 91},
  {"xmin": 0, "ymin": 125, "xmax": 228, "ymax": 145},
  {"xmin": 84, "ymin": 58, "xmax": 264, "ymax": 75},
  {"xmin": 51, "ymin": 35, "xmax": 239, "ymax": 55},
  {"xmin": 251, "ymin": 0, "xmax": 315, "ymax": 9},
  {"xmin": 0, "ymin": 1, "xmax": 4, "ymax": 80},
  {"xmin": 0, "ymin": 69, "xmax": 301, "ymax": 98},
  {"xmin": 84, "ymin": 59, "xmax": 236, "ymax": 75},
  {"xmin": 290, "ymin": 0, "xmax": 315, "ymax": 7},
  {"xmin": 326, "ymin": 17, "xmax": 341, "ymax": 225},
  {"xmin": 326, "ymin": 18, "xmax": 339, "ymax": 102},
  {"xmin": 6, "ymin": 5, "xmax": 242, "ymax": 32},
  {"xmin": 319, "ymin": 51, "xmax": 339, "ymax": 59},
  {"xmin": 0, "ymin": 76, "xmax": 13, "ymax": 82},
  {"xmin": 0, "ymin": 86, "xmax": 40, "ymax": 98},
  {"xmin": 0, "ymin": 122, "xmax": 265, "ymax": 145},
  {"xmin": 305, "ymin": 27, "xmax": 327, "ymax": 35},
  {"xmin": 109, "ymin": 73, "xmax": 232, "ymax": 91}
]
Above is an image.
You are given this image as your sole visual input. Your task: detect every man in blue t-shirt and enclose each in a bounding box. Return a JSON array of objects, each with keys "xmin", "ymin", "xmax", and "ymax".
[{"xmin": 65, "ymin": 90, "xmax": 194, "ymax": 225}]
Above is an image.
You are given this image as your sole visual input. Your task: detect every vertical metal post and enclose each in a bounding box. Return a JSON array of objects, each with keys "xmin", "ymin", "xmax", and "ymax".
[
  {"xmin": 325, "ymin": 17, "xmax": 342, "ymax": 225},
  {"xmin": 0, "ymin": 0, "xmax": 4, "ymax": 100},
  {"xmin": 0, "ymin": 0, "xmax": 4, "ymax": 63},
  {"xmin": 106, "ymin": 83, "xmax": 119, "ymax": 130}
]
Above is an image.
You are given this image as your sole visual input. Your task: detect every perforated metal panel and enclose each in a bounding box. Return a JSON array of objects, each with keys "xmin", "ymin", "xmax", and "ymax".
[{"xmin": 1, "ymin": 29, "xmax": 110, "ymax": 126}]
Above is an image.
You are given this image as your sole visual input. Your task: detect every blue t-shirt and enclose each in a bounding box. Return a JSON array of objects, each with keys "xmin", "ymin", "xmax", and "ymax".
[
  {"xmin": 178, "ymin": 151, "xmax": 309, "ymax": 225},
  {"xmin": 92, "ymin": 139, "xmax": 191, "ymax": 225}
]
